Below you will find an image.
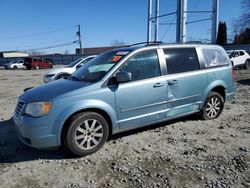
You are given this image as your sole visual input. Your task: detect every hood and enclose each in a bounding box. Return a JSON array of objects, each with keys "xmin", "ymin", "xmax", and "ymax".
[
  {"xmin": 20, "ymin": 79, "xmax": 91, "ymax": 103},
  {"xmin": 44, "ymin": 67, "xmax": 73, "ymax": 75}
]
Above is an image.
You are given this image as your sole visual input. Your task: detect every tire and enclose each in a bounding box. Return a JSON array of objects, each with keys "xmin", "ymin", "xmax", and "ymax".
[
  {"xmin": 13, "ymin": 66, "xmax": 17, "ymax": 70},
  {"xmin": 56, "ymin": 74, "xmax": 69, "ymax": 80},
  {"xmin": 201, "ymin": 91, "xmax": 224, "ymax": 120},
  {"xmin": 63, "ymin": 112, "xmax": 109, "ymax": 157},
  {"xmin": 244, "ymin": 60, "xmax": 250, "ymax": 70},
  {"xmin": 35, "ymin": 65, "xmax": 40, "ymax": 70}
]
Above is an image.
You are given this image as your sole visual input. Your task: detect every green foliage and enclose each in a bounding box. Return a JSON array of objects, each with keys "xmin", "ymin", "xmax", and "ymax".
[
  {"xmin": 233, "ymin": 28, "xmax": 250, "ymax": 44},
  {"xmin": 216, "ymin": 22, "xmax": 227, "ymax": 45}
]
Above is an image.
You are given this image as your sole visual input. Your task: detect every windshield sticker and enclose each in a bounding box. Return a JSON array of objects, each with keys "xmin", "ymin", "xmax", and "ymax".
[
  {"xmin": 115, "ymin": 51, "xmax": 130, "ymax": 56},
  {"xmin": 111, "ymin": 55, "xmax": 123, "ymax": 62}
]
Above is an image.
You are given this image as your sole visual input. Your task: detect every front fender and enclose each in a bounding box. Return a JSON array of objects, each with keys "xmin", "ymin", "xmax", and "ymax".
[{"xmin": 53, "ymin": 99, "xmax": 118, "ymax": 145}]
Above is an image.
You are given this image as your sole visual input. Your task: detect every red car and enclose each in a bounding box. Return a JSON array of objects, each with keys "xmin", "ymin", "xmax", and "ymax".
[{"xmin": 23, "ymin": 57, "xmax": 53, "ymax": 70}]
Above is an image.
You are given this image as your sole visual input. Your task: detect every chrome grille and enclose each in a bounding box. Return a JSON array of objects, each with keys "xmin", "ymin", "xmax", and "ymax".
[{"xmin": 14, "ymin": 100, "xmax": 25, "ymax": 119}]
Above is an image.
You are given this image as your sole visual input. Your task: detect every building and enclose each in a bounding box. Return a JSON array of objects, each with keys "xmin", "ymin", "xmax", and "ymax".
[
  {"xmin": 0, "ymin": 51, "xmax": 29, "ymax": 58},
  {"xmin": 76, "ymin": 46, "xmax": 127, "ymax": 55}
]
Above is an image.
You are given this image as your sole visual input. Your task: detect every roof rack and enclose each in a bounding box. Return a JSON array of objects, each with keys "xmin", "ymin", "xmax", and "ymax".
[{"xmin": 127, "ymin": 41, "xmax": 164, "ymax": 47}]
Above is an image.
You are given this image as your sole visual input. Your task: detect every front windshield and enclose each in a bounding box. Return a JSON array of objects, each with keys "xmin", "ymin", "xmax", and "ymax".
[
  {"xmin": 8, "ymin": 61, "xmax": 17, "ymax": 65},
  {"xmin": 70, "ymin": 50, "xmax": 130, "ymax": 82},
  {"xmin": 67, "ymin": 58, "xmax": 83, "ymax": 68}
]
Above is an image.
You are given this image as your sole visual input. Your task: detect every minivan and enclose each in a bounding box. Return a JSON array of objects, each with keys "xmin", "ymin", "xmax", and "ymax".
[{"xmin": 14, "ymin": 43, "xmax": 236, "ymax": 156}]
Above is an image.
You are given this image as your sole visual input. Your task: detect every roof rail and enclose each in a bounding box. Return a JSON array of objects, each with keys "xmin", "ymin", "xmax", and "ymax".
[{"xmin": 127, "ymin": 41, "xmax": 164, "ymax": 47}]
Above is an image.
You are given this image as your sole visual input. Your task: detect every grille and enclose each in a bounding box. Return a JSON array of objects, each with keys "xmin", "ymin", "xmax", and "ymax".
[{"xmin": 14, "ymin": 100, "xmax": 25, "ymax": 119}]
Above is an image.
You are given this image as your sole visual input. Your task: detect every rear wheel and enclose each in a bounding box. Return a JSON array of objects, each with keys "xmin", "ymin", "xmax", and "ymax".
[
  {"xmin": 63, "ymin": 112, "xmax": 109, "ymax": 156},
  {"xmin": 244, "ymin": 60, "xmax": 250, "ymax": 70},
  {"xmin": 201, "ymin": 91, "xmax": 224, "ymax": 120}
]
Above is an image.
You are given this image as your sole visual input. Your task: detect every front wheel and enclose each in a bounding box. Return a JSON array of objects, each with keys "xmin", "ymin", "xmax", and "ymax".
[
  {"xmin": 201, "ymin": 91, "xmax": 224, "ymax": 120},
  {"xmin": 56, "ymin": 74, "xmax": 69, "ymax": 80},
  {"xmin": 63, "ymin": 112, "xmax": 109, "ymax": 157},
  {"xmin": 35, "ymin": 65, "xmax": 40, "ymax": 70}
]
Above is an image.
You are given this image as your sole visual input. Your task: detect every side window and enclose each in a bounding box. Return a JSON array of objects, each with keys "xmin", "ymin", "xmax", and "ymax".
[
  {"xmin": 119, "ymin": 50, "xmax": 161, "ymax": 81},
  {"xmin": 239, "ymin": 51, "xmax": 244, "ymax": 56},
  {"xmin": 164, "ymin": 48, "xmax": 200, "ymax": 74},
  {"xmin": 202, "ymin": 48, "xmax": 229, "ymax": 68}
]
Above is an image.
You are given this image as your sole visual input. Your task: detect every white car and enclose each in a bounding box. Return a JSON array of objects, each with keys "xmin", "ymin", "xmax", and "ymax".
[
  {"xmin": 44, "ymin": 55, "xmax": 96, "ymax": 83},
  {"xmin": 227, "ymin": 50, "xmax": 250, "ymax": 69},
  {"xmin": 4, "ymin": 60, "xmax": 26, "ymax": 70}
]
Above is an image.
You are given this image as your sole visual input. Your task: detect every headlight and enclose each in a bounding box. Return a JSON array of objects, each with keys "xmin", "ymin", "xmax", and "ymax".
[{"xmin": 25, "ymin": 102, "xmax": 52, "ymax": 117}]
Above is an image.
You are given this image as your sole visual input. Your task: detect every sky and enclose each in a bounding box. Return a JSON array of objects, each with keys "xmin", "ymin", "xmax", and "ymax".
[{"xmin": 0, "ymin": 0, "xmax": 243, "ymax": 54}]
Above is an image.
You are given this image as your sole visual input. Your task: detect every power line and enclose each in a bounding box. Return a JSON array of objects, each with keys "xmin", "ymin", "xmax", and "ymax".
[
  {"xmin": 0, "ymin": 25, "xmax": 77, "ymax": 40},
  {"xmin": 15, "ymin": 37, "xmax": 76, "ymax": 48},
  {"xmin": 22, "ymin": 40, "xmax": 78, "ymax": 52}
]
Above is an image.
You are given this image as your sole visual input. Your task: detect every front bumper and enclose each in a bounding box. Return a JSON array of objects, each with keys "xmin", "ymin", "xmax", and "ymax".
[
  {"xmin": 43, "ymin": 75, "xmax": 56, "ymax": 83},
  {"xmin": 13, "ymin": 115, "xmax": 59, "ymax": 149}
]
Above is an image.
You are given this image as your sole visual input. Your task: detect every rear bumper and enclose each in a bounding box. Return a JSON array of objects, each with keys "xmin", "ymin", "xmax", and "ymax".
[{"xmin": 225, "ymin": 85, "xmax": 236, "ymax": 102}]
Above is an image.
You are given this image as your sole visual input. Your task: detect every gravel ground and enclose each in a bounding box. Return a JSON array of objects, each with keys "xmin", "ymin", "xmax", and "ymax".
[{"xmin": 0, "ymin": 68, "xmax": 249, "ymax": 188}]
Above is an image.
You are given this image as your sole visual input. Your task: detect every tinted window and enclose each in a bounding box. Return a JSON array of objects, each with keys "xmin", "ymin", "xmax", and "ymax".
[
  {"xmin": 164, "ymin": 48, "xmax": 200, "ymax": 74},
  {"xmin": 202, "ymin": 48, "xmax": 229, "ymax": 68},
  {"xmin": 119, "ymin": 50, "xmax": 161, "ymax": 81},
  {"xmin": 239, "ymin": 51, "xmax": 244, "ymax": 56}
]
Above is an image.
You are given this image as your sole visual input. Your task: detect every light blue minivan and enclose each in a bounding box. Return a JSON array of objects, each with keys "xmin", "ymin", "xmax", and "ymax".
[{"xmin": 13, "ymin": 44, "xmax": 236, "ymax": 156}]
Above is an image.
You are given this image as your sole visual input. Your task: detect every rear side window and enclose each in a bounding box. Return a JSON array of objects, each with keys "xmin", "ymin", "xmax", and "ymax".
[
  {"xmin": 239, "ymin": 51, "xmax": 244, "ymax": 56},
  {"xmin": 164, "ymin": 48, "xmax": 200, "ymax": 74},
  {"xmin": 202, "ymin": 48, "xmax": 229, "ymax": 68}
]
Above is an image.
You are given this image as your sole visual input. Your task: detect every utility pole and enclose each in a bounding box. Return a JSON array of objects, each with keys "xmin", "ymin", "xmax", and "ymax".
[
  {"xmin": 77, "ymin": 25, "xmax": 83, "ymax": 54},
  {"xmin": 211, "ymin": 0, "xmax": 219, "ymax": 43},
  {"xmin": 147, "ymin": 0, "xmax": 152, "ymax": 43},
  {"xmin": 176, "ymin": 0, "xmax": 187, "ymax": 43},
  {"xmin": 154, "ymin": 0, "xmax": 160, "ymax": 42}
]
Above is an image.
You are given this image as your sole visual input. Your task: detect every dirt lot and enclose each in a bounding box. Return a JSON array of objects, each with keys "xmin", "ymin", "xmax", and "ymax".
[{"xmin": 0, "ymin": 68, "xmax": 249, "ymax": 188}]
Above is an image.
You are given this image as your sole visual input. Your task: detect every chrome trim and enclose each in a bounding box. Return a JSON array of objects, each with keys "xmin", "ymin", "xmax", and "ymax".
[{"xmin": 120, "ymin": 94, "xmax": 201, "ymax": 113}]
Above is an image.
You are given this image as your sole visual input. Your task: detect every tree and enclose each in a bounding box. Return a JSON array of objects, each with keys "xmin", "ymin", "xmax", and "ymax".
[
  {"xmin": 233, "ymin": 28, "xmax": 250, "ymax": 44},
  {"xmin": 216, "ymin": 22, "xmax": 227, "ymax": 45},
  {"xmin": 238, "ymin": 0, "xmax": 250, "ymax": 29},
  {"xmin": 110, "ymin": 40, "xmax": 126, "ymax": 46}
]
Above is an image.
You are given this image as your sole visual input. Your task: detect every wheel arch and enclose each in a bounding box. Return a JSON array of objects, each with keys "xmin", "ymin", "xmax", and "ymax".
[
  {"xmin": 61, "ymin": 108, "xmax": 113, "ymax": 146},
  {"xmin": 202, "ymin": 81, "xmax": 227, "ymax": 107},
  {"xmin": 55, "ymin": 72, "xmax": 70, "ymax": 80},
  {"xmin": 210, "ymin": 85, "xmax": 226, "ymax": 100}
]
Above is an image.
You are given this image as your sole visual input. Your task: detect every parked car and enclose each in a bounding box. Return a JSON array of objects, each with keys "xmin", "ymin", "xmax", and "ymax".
[
  {"xmin": 44, "ymin": 56, "xmax": 96, "ymax": 83},
  {"xmin": 4, "ymin": 60, "xmax": 26, "ymax": 70},
  {"xmin": 13, "ymin": 43, "xmax": 235, "ymax": 156},
  {"xmin": 227, "ymin": 50, "xmax": 250, "ymax": 69},
  {"xmin": 23, "ymin": 57, "xmax": 53, "ymax": 70}
]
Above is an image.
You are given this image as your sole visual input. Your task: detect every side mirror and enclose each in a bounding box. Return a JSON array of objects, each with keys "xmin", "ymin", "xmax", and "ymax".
[{"xmin": 116, "ymin": 71, "xmax": 132, "ymax": 83}]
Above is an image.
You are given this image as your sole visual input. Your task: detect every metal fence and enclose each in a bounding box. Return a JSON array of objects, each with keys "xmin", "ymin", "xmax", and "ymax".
[{"xmin": 0, "ymin": 54, "xmax": 89, "ymax": 66}]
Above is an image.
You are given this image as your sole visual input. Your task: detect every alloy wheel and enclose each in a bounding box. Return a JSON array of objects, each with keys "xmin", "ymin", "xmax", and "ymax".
[
  {"xmin": 74, "ymin": 119, "xmax": 104, "ymax": 150},
  {"xmin": 205, "ymin": 96, "xmax": 221, "ymax": 118}
]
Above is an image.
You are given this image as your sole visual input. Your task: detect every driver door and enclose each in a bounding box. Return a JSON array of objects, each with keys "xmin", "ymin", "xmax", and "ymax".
[{"xmin": 114, "ymin": 50, "xmax": 167, "ymax": 130}]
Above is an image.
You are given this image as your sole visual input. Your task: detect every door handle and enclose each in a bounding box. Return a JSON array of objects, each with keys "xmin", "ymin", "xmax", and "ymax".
[
  {"xmin": 153, "ymin": 83, "xmax": 164, "ymax": 88},
  {"xmin": 168, "ymin": 80, "xmax": 179, "ymax": 85}
]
